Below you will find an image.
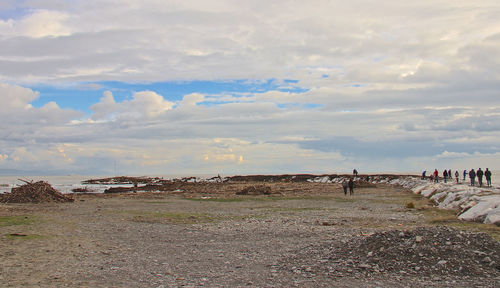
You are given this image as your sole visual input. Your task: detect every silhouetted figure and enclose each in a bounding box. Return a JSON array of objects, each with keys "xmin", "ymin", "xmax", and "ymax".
[
  {"xmin": 348, "ymin": 178, "xmax": 354, "ymax": 195},
  {"xmin": 353, "ymin": 169, "xmax": 358, "ymax": 177},
  {"xmin": 433, "ymin": 169, "xmax": 439, "ymax": 183},
  {"xmin": 463, "ymin": 170, "xmax": 467, "ymax": 181},
  {"xmin": 422, "ymin": 171, "xmax": 426, "ymax": 180},
  {"xmin": 342, "ymin": 180, "xmax": 348, "ymax": 195},
  {"xmin": 443, "ymin": 170, "xmax": 448, "ymax": 183},
  {"xmin": 485, "ymin": 168, "xmax": 492, "ymax": 187},
  {"xmin": 477, "ymin": 168, "xmax": 484, "ymax": 187},
  {"xmin": 469, "ymin": 169, "xmax": 476, "ymax": 186},
  {"xmin": 455, "ymin": 171, "xmax": 459, "ymax": 183}
]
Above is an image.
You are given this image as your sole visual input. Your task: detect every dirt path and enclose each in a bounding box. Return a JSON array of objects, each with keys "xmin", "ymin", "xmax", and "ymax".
[{"xmin": 1, "ymin": 182, "xmax": 499, "ymax": 287}]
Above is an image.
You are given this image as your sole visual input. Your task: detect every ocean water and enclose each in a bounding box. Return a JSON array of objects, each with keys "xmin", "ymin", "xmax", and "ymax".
[
  {"xmin": 0, "ymin": 174, "xmax": 217, "ymax": 194},
  {"xmin": 0, "ymin": 175, "xmax": 111, "ymax": 194}
]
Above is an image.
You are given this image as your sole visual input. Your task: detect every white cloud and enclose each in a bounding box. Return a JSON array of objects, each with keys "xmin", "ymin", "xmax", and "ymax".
[
  {"xmin": 0, "ymin": 83, "xmax": 39, "ymax": 110},
  {"xmin": 0, "ymin": 9, "xmax": 71, "ymax": 38},
  {"xmin": 91, "ymin": 90, "xmax": 174, "ymax": 120},
  {"xmin": 0, "ymin": 0, "xmax": 496, "ymax": 84}
]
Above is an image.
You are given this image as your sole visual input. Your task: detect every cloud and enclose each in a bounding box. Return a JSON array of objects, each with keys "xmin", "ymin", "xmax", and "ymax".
[
  {"xmin": 0, "ymin": 0, "xmax": 496, "ymax": 85},
  {"xmin": 0, "ymin": 9, "xmax": 71, "ymax": 38},
  {"xmin": 0, "ymin": 1, "xmax": 499, "ymax": 174},
  {"xmin": 91, "ymin": 90, "xmax": 174, "ymax": 120}
]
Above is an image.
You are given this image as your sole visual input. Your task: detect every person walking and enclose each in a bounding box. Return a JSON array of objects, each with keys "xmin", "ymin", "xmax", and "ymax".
[
  {"xmin": 463, "ymin": 170, "xmax": 467, "ymax": 181},
  {"xmin": 433, "ymin": 169, "xmax": 439, "ymax": 183},
  {"xmin": 485, "ymin": 168, "xmax": 492, "ymax": 187},
  {"xmin": 348, "ymin": 178, "xmax": 354, "ymax": 195},
  {"xmin": 443, "ymin": 169, "xmax": 448, "ymax": 183},
  {"xmin": 342, "ymin": 179, "xmax": 348, "ymax": 195},
  {"xmin": 422, "ymin": 170, "xmax": 426, "ymax": 180},
  {"xmin": 455, "ymin": 170, "xmax": 459, "ymax": 183},
  {"xmin": 477, "ymin": 168, "xmax": 484, "ymax": 187},
  {"xmin": 469, "ymin": 169, "xmax": 476, "ymax": 186}
]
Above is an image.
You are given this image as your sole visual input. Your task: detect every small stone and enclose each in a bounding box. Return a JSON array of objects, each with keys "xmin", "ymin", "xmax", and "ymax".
[
  {"xmin": 367, "ymin": 252, "xmax": 373, "ymax": 257},
  {"xmin": 415, "ymin": 266, "xmax": 421, "ymax": 271},
  {"xmin": 399, "ymin": 232, "xmax": 405, "ymax": 237},
  {"xmin": 482, "ymin": 256, "xmax": 492, "ymax": 263},
  {"xmin": 415, "ymin": 236, "xmax": 423, "ymax": 243},
  {"xmin": 438, "ymin": 260, "xmax": 447, "ymax": 265}
]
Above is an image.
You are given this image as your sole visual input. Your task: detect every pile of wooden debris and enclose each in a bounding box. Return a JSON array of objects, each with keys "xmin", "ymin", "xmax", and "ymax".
[{"xmin": 0, "ymin": 180, "xmax": 74, "ymax": 203}]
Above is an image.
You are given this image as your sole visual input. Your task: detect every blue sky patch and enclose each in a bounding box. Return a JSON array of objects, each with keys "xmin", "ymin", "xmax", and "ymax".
[{"xmin": 28, "ymin": 79, "xmax": 309, "ymax": 114}]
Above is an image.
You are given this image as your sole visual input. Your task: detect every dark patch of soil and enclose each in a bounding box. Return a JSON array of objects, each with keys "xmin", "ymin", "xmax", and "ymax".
[
  {"xmin": 236, "ymin": 185, "xmax": 273, "ymax": 195},
  {"xmin": 281, "ymin": 226, "xmax": 500, "ymax": 279}
]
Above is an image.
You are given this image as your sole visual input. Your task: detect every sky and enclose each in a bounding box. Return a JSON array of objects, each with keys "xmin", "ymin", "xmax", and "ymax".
[{"xmin": 0, "ymin": 0, "xmax": 499, "ymax": 176}]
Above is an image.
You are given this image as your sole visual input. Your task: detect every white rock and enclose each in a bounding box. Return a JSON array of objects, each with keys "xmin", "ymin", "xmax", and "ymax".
[{"xmin": 458, "ymin": 196, "xmax": 500, "ymax": 222}]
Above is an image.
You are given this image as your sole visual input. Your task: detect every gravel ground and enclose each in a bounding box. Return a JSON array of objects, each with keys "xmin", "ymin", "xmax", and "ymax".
[{"xmin": 0, "ymin": 182, "xmax": 499, "ymax": 287}]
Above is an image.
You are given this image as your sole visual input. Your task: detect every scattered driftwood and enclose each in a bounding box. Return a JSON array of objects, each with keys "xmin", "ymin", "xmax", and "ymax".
[
  {"xmin": 82, "ymin": 176, "xmax": 163, "ymax": 185},
  {"xmin": 236, "ymin": 185, "xmax": 272, "ymax": 195},
  {"xmin": 0, "ymin": 180, "xmax": 73, "ymax": 203},
  {"xmin": 72, "ymin": 187, "xmax": 98, "ymax": 193}
]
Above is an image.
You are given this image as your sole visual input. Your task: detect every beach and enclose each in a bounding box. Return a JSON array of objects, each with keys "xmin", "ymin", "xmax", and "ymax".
[{"xmin": 1, "ymin": 176, "xmax": 499, "ymax": 287}]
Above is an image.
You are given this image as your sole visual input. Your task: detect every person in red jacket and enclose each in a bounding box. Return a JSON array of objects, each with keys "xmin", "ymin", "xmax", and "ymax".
[{"xmin": 433, "ymin": 169, "xmax": 439, "ymax": 183}]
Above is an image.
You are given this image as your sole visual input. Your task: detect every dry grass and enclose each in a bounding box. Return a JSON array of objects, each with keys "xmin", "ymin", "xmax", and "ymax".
[{"xmin": 419, "ymin": 207, "xmax": 500, "ymax": 241}]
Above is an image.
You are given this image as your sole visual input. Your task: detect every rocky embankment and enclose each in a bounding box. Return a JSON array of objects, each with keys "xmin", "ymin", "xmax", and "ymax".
[
  {"xmin": 390, "ymin": 177, "xmax": 500, "ymax": 226},
  {"xmin": 308, "ymin": 175, "xmax": 500, "ymax": 226}
]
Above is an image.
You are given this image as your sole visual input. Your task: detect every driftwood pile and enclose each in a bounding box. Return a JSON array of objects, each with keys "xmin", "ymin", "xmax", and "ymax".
[{"xmin": 0, "ymin": 180, "xmax": 74, "ymax": 203}]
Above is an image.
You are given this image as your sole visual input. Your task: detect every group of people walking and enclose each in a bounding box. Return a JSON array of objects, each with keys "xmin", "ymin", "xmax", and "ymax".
[{"xmin": 422, "ymin": 168, "xmax": 492, "ymax": 187}]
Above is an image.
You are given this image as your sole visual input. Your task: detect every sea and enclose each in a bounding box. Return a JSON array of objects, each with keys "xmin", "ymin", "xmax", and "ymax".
[{"xmin": 0, "ymin": 174, "xmax": 200, "ymax": 194}]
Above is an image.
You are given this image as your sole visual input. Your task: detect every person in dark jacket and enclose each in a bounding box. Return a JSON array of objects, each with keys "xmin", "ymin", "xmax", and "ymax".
[
  {"xmin": 485, "ymin": 168, "xmax": 492, "ymax": 187},
  {"xmin": 463, "ymin": 170, "xmax": 467, "ymax": 181},
  {"xmin": 469, "ymin": 169, "xmax": 476, "ymax": 186},
  {"xmin": 348, "ymin": 178, "xmax": 354, "ymax": 195},
  {"xmin": 454, "ymin": 170, "xmax": 459, "ymax": 183},
  {"xmin": 477, "ymin": 168, "xmax": 484, "ymax": 187},
  {"xmin": 443, "ymin": 169, "xmax": 448, "ymax": 183}
]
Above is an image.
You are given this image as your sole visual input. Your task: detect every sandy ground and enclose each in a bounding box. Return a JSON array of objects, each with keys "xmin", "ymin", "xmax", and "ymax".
[{"xmin": 0, "ymin": 181, "xmax": 499, "ymax": 287}]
